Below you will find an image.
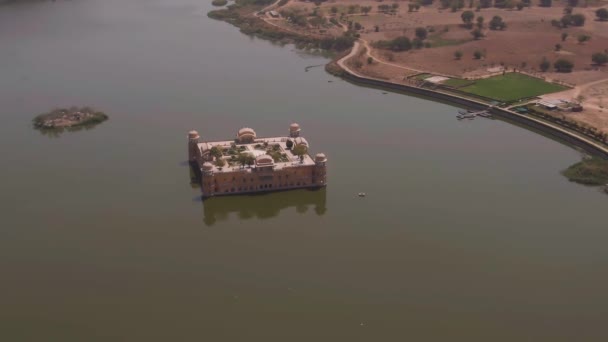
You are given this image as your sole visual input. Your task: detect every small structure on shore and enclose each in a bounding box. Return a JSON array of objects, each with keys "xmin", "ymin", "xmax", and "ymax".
[
  {"xmin": 188, "ymin": 123, "xmax": 328, "ymax": 198},
  {"xmin": 33, "ymin": 106, "xmax": 108, "ymax": 131}
]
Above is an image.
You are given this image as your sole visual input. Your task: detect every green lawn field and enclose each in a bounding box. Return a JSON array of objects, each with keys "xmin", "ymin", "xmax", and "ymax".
[{"xmin": 459, "ymin": 73, "xmax": 568, "ymax": 102}]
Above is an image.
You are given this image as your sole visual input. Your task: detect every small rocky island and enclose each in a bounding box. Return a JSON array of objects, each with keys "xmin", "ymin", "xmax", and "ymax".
[{"xmin": 33, "ymin": 106, "xmax": 108, "ymax": 131}]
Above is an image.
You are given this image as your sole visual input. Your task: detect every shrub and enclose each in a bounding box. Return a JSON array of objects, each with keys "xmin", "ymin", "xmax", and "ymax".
[
  {"xmin": 415, "ymin": 27, "xmax": 428, "ymax": 40},
  {"xmin": 554, "ymin": 58, "xmax": 574, "ymax": 72},
  {"xmin": 570, "ymin": 13, "xmax": 586, "ymax": 26},
  {"xmin": 471, "ymin": 28, "xmax": 484, "ymax": 39},
  {"xmin": 592, "ymin": 52, "xmax": 608, "ymax": 65},
  {"xmin": 596, "ymin": 8, "xmax": 608, "ymax": 21},
  {"xmin": 539, "ymin": 0, "xmax": 552, "ymax": 7},
  {"xmin": 577, "ymin": 34, "xmax": 590, "ymax": 44},
  {"xmin": 489, "ymin": 16, "xmax": 506, "ymax": 30},
  {"xmin": 473, "ymin": 50, "xmax": 483, "ymax": 59},
  {"xmin": 454, "ymin": 50, "xmax": 463, "ymax": 60},
  {"xmin": 540, "ymin": 57, "xmax": 550, "ymax": 72}
]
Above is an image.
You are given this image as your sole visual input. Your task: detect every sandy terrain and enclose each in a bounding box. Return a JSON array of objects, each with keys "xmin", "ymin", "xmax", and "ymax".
[
  {"xmin": 276, "ymin": 0, "xmax": 608, "ymax": 83},
  {"xmin": 263, "ymin": 0, "xmax": 608, "ymax": 131}
]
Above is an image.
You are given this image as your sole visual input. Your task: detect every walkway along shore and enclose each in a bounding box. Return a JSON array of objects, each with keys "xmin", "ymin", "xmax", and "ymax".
[{"xmin": 335, "ymin": 42, "xmax": 608, "ymax": 159}]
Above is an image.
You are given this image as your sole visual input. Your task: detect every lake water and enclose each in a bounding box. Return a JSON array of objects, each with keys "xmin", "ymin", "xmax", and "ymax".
[{"xmin": 1, "ymin": 0, "xmax": 607, "ymax": 341}]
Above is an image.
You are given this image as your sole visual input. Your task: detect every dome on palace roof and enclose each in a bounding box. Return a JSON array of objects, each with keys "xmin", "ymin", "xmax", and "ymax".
[
  {"xmin": 255, "ymin": 155, "xmax": 274, "ymax": 166},
  {"xmin": 237, "ymin": 127, "xmax": 256, "ymax": 136},
  {"xmin": 315, "ymin": 153, "xmax": 327, "ymax": 162},
  {"xmin": 290, "ymin": 123, "xmax": 300, "ymax": 130},
  {"xmin": 188, "ymin": 130, "xmax": 200, "ymax": 140}
]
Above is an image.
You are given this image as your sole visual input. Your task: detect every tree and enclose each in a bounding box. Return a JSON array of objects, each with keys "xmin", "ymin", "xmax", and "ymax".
[
  {"xmin": 561, "ymin": 32, "xmax": 568, "ymax": 41},
  {"xmin": 592, "ymin": 52, "xmax": 608, "ymax": 65},
  {"xmin": 596, "ymin": 8, "xmax": 608, "ymax": 21},
  {"xmin": 361, "ymin": 6, "xmax": 372, "ymax": 15},
  {"xmin": 471, "ymin": 28, "xmax": 484, "ymax": 39},
  {"xmin": 479, "ymin": 0, "xmax": 492, "ymax": 7},
  {"xmin": 461, "ymin": 11, "xmax": 475, "ymax": 28},
  {"xmin": 577, "ymin": 34, "xmax": 590, "ymax": 44},
  {"xmin": 555, "ymin": 43, "xmax": 561, "ymax": 51},
  {"xmin": 236, "ymin": 153, "xmax": 250, "ymax": 168},
  {"xmin": 489, "ymin": 15, "xmax": 506, "ymax": 30},
  {"xmin": 214, "ymin": 158, "xmax": 226, "ymax": 168},
  {"xmin": 367, "ymin": 56, "xmax": 373, "ymax": 64},
  {"xmin": 473, "ymin": 50, "xmax": 483, "ymax": 59},
  {"xmin": 330, "ymin": 6, "xmax": 338, "ymax": 14},
  {"xmin": 292, "ymin": 144, "xmax": 308, "ymax": 163},
  {"xmin": 454, "ymin": 50, "xmax": 463, "ymax": 60},
  {"xmin": 210, "ymin": 146, "xmax": 224, "ymax": 159},
  {"xmin": 540, "ymin": 57, "xmax": 550, "ymax": 72},
  {"xmin": 554, "ymin": 59, "xmax": 574, "ymax": 72},
  {"xmin": 476, "ymin": 16, "xmax": 484, "ymax": 29},
  {"xmin": 415, "ymin": 27, "xmax": 428, "ymax": 40},
  {"xmin": 570, "ymin": 14, "xmax": 585, "ymax": 26},
  {"xmin": 561, "ymin": 15, "xmax": 572, "ymax": 28},
  {"xmin": 539, "ymin": 0, "xmax": 552, "ymax": 7},
  {"xmin": 516, "ymin": 2, "xmax": 524, "ymax": 10}
]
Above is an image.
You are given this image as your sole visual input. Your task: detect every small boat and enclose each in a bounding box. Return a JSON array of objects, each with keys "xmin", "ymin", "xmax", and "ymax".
[
  {"xmin": 358, "ymin": 192, "xmax": 366, "ymax": 197},
  {"xmin": 458, "ymin": 110, "xmax": 468, "ymax": 115}
]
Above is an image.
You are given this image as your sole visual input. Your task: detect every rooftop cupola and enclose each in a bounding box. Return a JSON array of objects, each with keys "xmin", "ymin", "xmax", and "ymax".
[
  {"xmin": 236, "ymin": 127, "xmax": 256, "ymax": 144},
  {"xmin": 289, "ymin": 123, "xmax": 301, "ymax": 138}
]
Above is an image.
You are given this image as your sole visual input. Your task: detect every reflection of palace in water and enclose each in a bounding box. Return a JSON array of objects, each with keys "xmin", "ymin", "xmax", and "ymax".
[{"xmin": 202, "ymin": 188, "xmax": 327, "ymax": 226}]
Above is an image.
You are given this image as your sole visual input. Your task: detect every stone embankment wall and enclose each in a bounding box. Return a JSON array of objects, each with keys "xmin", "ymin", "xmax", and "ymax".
[{"xmin": 337, "ymin": 69, "xmax": 608, "ymax": 159}]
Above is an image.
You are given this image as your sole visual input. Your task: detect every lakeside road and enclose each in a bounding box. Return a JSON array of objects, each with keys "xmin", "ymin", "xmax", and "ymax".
[{"xmin": 336, "ymin": 41, "xmax": 608, "ymax": 158}]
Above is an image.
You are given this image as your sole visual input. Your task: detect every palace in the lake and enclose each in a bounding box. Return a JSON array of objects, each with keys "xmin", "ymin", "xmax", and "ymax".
[{"xmin": 188, "ymin": 123, "xmax": 327, "ymax": 198}]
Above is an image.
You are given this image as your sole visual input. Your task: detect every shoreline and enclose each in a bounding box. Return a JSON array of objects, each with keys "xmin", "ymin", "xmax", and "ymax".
[
  {"xmin": 208, "ymin": 6, "xmax": 608, "ymax": 160},
  {"xmin": 333, "ymin": 42, "xmax": 608, "ymax": 159}
]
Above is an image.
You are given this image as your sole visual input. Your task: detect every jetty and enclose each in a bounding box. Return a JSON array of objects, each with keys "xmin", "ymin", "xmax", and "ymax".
[{"xmin": 456, "ymin": 109, "xmax": 493, "ymax": 120}]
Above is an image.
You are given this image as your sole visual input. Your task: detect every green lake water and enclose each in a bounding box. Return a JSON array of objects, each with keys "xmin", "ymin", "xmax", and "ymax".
[{"xmin": 1, "ymin": 0, "xmax": 607, "ymax": 340}]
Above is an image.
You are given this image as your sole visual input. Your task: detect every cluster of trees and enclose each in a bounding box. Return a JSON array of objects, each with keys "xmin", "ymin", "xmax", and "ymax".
[
  {"xmin": 375, "ymin": 36, "xmax": 414, "ymax": 51},
  {"xmin": 452, "ymin": 49, "xmax": 486, "ymax": 60},
  {"xmin": 439, "ymin": 0, "xmax": 465, "ymax": 12},
  {"xmin": 460, "ymin": 11, "xmax": 504, "ymax": 40},
  {"xmin": 319, "ymin": 34, "xmax": 357, "ymax": 51},
  {"xmin": 377, "ymin": 3, "xmax": 399, "ymax": 14},
  {"xmin": 374, "ymin": 26, "xmax": 432, "ymax": 51},
  {"xmin": 539, "ymin": 57, "xmax": 574, "ymax": 72},
  {"xmin": 526, "ymin": 109, "xmax": 608, "ymax": 145},
  {"xmin": 472, "ymin": 0, "xmax": 528, "ymax": 9}
]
